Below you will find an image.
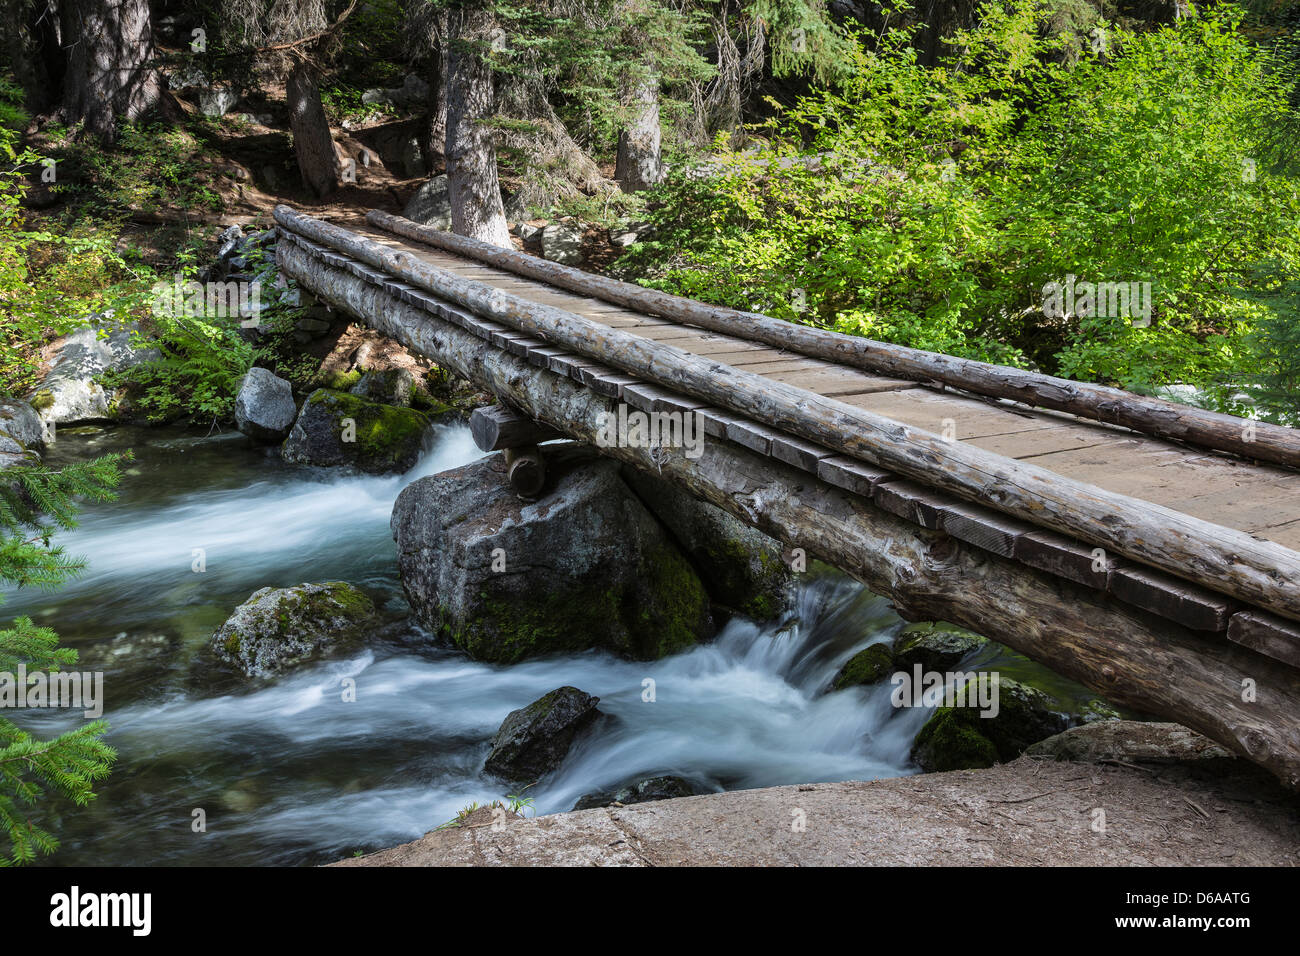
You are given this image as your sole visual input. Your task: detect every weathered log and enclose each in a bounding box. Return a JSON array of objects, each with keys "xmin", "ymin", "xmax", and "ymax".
[
  {"xmin": 503, "ymin": 444, "xmax": 546, "ymax": 498},
  {"xmin": 470, "ymin": 404, "xmax": 561, "ymax": 452},
  {"xmin": 275, "ymin": 235, "xmax": 1300, "ymax": 789},
  {"xmin": 367, "ymin": 208, "xmax": 1300, "ymax": 470},
  {"xmin": 275, "ymin": 206, "xmax": 1300, "ymax": 623}
]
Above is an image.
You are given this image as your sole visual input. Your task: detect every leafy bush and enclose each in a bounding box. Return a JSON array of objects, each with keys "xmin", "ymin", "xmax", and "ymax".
[{"xmin": 621, "ymin": 1, "xmax": 1300, "ymax": 405}]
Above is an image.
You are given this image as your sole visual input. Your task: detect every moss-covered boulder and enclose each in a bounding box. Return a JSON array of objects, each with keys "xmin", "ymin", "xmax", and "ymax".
[
  {"xmin": 282, "ymin": 388, "xmax": 430, "ymax": 474},
  {"xmin": 910, "ymin": 675, "xmax": 1068, "ymax": 772},
  {"xmin": 210, "ymin": 581, "xmax": 378, "ymax": 678},
  {"xmin": 391, "ymin": 444, "xmax": 714, "ymax": 663},
  {"xmin": 621, "ymin": 466, "xmax": 793, "ymax": 621},
  {"xmin": 893, "ymin": 622, "xmax": 987, "ymax": 673},
  {"xmin": 483, "ymin": 686, "xmax": 601, "ymax": 782},
  {"xmin": 833, "ymin": 641, "xmax": 896, "ymax": 690}
]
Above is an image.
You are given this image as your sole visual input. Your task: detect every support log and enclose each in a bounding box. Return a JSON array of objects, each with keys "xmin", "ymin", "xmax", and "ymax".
[
  {"xmin": 470, "ymin": 404, "xmax": 561, "ymax": 451},
  {"xmin": 367, "ymin": 209, "xmax": 1300, "ymax": 470},
  {"xmin": 274, "ymin": 207, "xmax": 1300, "ymax": 624},
  {"xmin": 274, "ymin": 234, "xmax": 1300, "ymax": 789},
  {"xmin": 504, "ymin": 444, "xmax": 546, "ymax": 498}
]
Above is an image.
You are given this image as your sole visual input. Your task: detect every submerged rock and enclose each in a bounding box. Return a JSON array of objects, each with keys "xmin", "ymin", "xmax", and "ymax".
[
  {"xmin": 833, "ymin": 641, "xmax": 896, "ymax": 690},
  {"xmin": 391, "ymin": 445, "xmax": 713, "ymax": 663},
  {"xmin": 910, "ymin": 675, "xmax": 1068, "ymax": 773},
  {"xmin": 572, "ymin": 775, "xmax": 707, "ymax": 811},
  {"xmin": 892, "ymin": 622, "xmax": 986, "ymax": 673},
  {"xmin": 234, "ymin": 367, "xmax": 297, "ymax": 441},
  {"xmin": 483, "ymin": 686, "xmax": 601, "ymax": 782},
  {"xmin": 282, "ymin": 388, "xmax": 430, "ymax": 474},
  {"xmin": 622, "ymin": 468, "xmax": 793, "ymax": 621},
  {"xmin": 210, "ymin": 581, "xmax": 378, "ymax": 678}
]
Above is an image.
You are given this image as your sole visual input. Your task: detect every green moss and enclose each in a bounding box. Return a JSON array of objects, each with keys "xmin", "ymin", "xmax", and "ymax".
[
  {"xmin": 834, "ymin": 642, "xmax": 895, "ymax": 690},
  {"xmin": 410, "ymin": 388, "xmax": 454, "ymax": 416},
  {"xmin": 315, "ymin": 369, "xmax": 362, "ymax": 391},
  {"xmin": 442, "ymin": 544, "xmax": 709, "ymax": 665},
  {"xmin": 911, "ymin": 709, "xmax": 1000, "ymax": 772},
  {"xmin": 29, "ymin": 390, "xmax": 54, "ymax": 411}
]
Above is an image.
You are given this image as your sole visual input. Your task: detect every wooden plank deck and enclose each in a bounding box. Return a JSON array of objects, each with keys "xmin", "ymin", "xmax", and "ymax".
[{"xmin": 349, "ymin": 221, "xmax": 1300, "ymax": 552}]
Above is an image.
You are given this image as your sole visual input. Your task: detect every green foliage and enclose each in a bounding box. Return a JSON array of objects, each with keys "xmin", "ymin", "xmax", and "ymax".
[
  {"xmin": 0, "ymin": 455, "xmax": 125, "ymax": 865},
  {"xmin": 622, "ymin": 1, "xmax": 1300, "ymax": 403}
]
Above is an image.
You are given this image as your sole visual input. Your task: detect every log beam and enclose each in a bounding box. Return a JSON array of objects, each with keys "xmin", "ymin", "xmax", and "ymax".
[{"xmin": 470, "ymin": 404, "xmax": 561, "ymax": 452}]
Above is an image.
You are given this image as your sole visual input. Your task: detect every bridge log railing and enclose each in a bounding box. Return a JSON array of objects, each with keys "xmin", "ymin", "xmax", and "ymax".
[
  {"xmin": 275, "ymin": 205, "xmax": 1300, "ymax": 625},
  {"xmin": 366, "ymin": 209, "xmax": 1300, "ymax": 471},
  {"xmin": 273, "ymin": 231, "xmax": 1300, "ymax": 789}
]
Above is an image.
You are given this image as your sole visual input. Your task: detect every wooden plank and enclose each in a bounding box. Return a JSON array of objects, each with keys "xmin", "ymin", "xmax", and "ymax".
[
  {"xmin": 770, "ymin": 434, "xmax": 835, "ymax": 472},
  {"xmin": 1108, "ymin": 566, "xmax": 1236, "ymax": 632},
  {"xmin": 725, "ymin": 419, "xmax": 787, "ymax": 456},
  {"xmin": 621, "ymin": 383, "xmax": 708, "ymax": 415},
  {"xmin": 872, "ymin": 480, "xmax": 952, "ymax": 530},
  {"xmin": 816, "ymin": 456, "xmax": 894, "ymax": 497},
  {"xmin": 937, "ymin": 500, "xmax": 1038, "ymax": 559},
  {"xmin": 1228, "ymin": 610, "xmax": 1300, "ymax": 668},
  {"xmin": 1015, "ymin": 530, "xmax": 1116, "ymax": 591}
]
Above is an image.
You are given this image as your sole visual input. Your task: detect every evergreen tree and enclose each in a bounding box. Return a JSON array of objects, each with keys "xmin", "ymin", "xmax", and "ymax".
[{"xmin": 0, "ymin": 454, "xmax": 125, "ymax": 865}]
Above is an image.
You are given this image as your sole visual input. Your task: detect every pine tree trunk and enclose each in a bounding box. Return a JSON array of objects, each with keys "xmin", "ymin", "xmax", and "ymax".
[
  {"xmin": 615, "ymin": 75, "xmax": 664, "ymax": 192},
  {"xmin": 445, "ymin": 0, "xmax": 511, "ymax": 247},
  {"xmin": 60, "ymin": 0, "xmax": 163, "ymax": 143},
  {"xmin": 287, "ymin": 60, "xmax": 340, "ymax": 198}
]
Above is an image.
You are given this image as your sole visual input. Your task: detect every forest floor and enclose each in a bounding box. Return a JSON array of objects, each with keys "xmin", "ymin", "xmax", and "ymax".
[{"xmin": 334, "ymin": 755, "xmax": 1300, "ymax": 866}]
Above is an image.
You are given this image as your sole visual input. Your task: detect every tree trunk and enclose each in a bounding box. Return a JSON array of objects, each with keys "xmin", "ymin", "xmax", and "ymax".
[
  {"xmin": 444, "ymin": 0, "xmax": 510, "ymax": 247},
  {"xmin": 60, "ymin": 0, "xmax": 163, "ymax": 143},
  {"xmin": 615, "ymin": 75, "xmax": 664, "ymax": 193},
  {"xmin": 287, "ymin": 60, "xmax": 339, "ymax": 198},
  {"xmin": 421, "ymin": 18, "xmax": 449, "ymax": 167}
]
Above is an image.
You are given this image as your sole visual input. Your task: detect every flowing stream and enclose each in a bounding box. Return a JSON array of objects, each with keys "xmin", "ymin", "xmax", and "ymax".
[{"xmin": 6, "ymin": 423, "xmax": 1086, "ymax": 866}]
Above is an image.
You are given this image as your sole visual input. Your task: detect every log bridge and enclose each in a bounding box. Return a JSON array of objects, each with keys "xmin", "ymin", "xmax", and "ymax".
[{"xmin": 273, "ymin": 204, "xmax": 1300, "ymax": 789}]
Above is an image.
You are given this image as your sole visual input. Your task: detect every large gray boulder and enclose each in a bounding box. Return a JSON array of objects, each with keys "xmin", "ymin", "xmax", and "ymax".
[
  {"xmin": 282, "ymin": 388, "xmax": 431, "ymax": 474},
  {"xmin": 0, "ymin": 399, "xmax": 47, "ymax": 452},
  {"xmin": 483, "ymin": 686, "xmax": 601, "ymax": 782},
  {"xmin": 402, "ymin": 174, "xmax": 450, "ymax": 228},
  {"xmin": 27, "ymin": 323, "xmax": 158, "ymax": 429},
  {"xmin": 234, "ymin": 368, "xmax": 297, "ymax": 441},
  {"xmin": 391, "ymin": 444, "xmax": 714, "ymax": 663},
  {"xmin": 210, "ymin": 582, "xmax": 378, "ymax": 678},
  {"xmin": 1026, "ymin": 721, "xmax": 1233, "ymax": 765},
  {"xmin": 540, "ymin": 223, "xmax": 584, "ymax": 265},
  {"xmin": 622, "ymin": 467, "xmax": 793, "ymax": 620}
]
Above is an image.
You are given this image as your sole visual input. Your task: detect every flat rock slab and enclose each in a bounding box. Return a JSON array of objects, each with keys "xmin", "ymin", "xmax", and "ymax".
[{"xmin": 334, "ymin": 757, "xmax": 1300, "ymax": 867}]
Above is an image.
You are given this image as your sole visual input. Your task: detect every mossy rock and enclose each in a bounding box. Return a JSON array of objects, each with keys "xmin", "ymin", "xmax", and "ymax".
[
  {"xmin": 349, "ymin": 368, "xmax": 415, "ymax": 407},
  {"xmin": 209, "ymin": 581, "xmax": 378, "ymax": 678},
  {"xmin": 483, "ymin": 686, "xmax": 601, "ymax": 781},
  {"xmin": 894, "ymin": 622, "xmax": 987, "ymax": 673},
  {"xmin": 910, "ymin": 675, "xmax": 1069, "ymax": 772},
  {"xmin": 282, "ymin": 388, "xmax": 430, "ymax": 474},
  {"xmin": 833, "ymin": 642, "xmax": 896, "ymax": 690},
  {"xmin": 392, "ymin": 445, "xmax": 714, "ymax": 664}
]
